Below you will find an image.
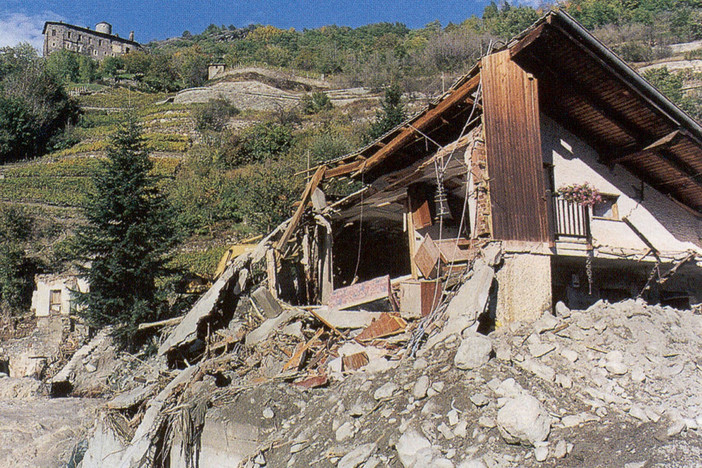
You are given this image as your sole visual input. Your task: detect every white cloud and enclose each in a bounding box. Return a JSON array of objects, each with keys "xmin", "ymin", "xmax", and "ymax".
[{"xmin": 0, "ymin": 12, "xmax": 64, "ymax": 52}]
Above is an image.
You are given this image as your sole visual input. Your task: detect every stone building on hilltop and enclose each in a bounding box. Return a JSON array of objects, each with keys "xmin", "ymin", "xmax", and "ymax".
[{"xmin": 43, "ymin": 21, "xmax": 141, "ymax": 60}]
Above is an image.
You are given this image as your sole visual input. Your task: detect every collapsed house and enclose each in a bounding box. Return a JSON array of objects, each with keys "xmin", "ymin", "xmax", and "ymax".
[
  {"xmin": 75, "ymin": 10, "xmax": 702, "ymax": 468},
  {"xmin": 158, "ymin": 9, "xmax": 702, "ymax": 368},
  {"xmin": 243, "ymin": 9, "xmax": 702, "ymax": 325}
]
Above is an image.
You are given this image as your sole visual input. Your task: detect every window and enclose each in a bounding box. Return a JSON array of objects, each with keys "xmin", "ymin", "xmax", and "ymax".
[
  {"xmin": 78, "ymin": 34, "xmax": 82, "ymax": 40},
  {"xmin": 592, "ymin": 194, "xmax": 619, "ymax": 220},
  {"xmin": 99, "ymin": 39, "xmax": 102, "ymax": 46},
  {"xmin": 67, "ymin": 31, "xmax": 71, "ymax": 38},
  {"xmin": 126, "ymin": 47, "xmax": 130, "ymax": 53},
  {"xmin": 49, "ymin": 290, "xmax": 62, "ymax": 314},
  {"xmin": 52, "ymin": 29, "xmax": 56, "ymax": 36}
]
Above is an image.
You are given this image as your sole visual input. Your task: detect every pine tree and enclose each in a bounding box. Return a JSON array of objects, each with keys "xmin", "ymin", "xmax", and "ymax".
[
  {"xmin": 366, "ymin": 83, "xmax": 406, "ymax": 142},
  {"xmin": 75, "ymin": 115, "xmax": 176, "ymax": 348}
]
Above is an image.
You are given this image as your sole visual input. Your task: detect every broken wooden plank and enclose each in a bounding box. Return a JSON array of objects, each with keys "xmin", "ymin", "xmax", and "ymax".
[
  {"xmin": 414, "ymin": 235, "xmax": 441, "ymax": 279},
  {"xmin": 355, "ymin": 313, "xmax": 407, "ymax": 342},
  {"xmin": 137, "ymin": 316, "xmax": 184, "ymax": 331},
  {"xmin": 282, "ymin": 328, "xmax": 324, "ymax": 372},
  {"xmin": 294, "ymin": 374, "xmax": 329, "ymax": 389},
  {"xmin": 342, "ymin": 352, "xmax": 369, "ymax": 371},
  {"xmin": 275, "ymin": 165, "xmax": 326, "ymax": 251},
  {"xmin": 328, "ymin": 275, "xmax": 391, "ymax": 310}
]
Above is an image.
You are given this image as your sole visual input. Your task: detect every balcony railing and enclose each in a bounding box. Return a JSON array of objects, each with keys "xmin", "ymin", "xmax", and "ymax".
[{"xmin": 552, "ymin": 195, "xmax": 591, "ymax": 240}]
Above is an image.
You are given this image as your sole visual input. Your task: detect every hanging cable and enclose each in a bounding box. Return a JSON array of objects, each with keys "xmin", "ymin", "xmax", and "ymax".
[{"xmin": 352, "ymin": 172, "xmax": 365, "ymax": 283}]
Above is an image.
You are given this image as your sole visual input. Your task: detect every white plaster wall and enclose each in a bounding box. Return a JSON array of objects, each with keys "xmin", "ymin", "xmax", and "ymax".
[
  {"xmin": 31, "ymin": 275, "xmax": 88, "ymax": 317},
  {"xmin": 541, "ymin": 115, "xmax": 702, "ymax": 258}
]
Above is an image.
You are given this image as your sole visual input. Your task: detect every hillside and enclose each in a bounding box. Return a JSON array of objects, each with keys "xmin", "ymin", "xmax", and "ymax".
[
  {"xmin": 0, "ymin": 3, "xmax": 702, "ymax": 468},
  {"xmin": 0, "ymin": 69, "xmax": 396, "ymax": 282}
]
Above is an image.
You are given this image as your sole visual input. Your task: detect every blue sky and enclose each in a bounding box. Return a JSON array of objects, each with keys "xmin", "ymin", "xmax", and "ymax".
[{"xmin": 0, "ymin": 1, "xmax": 498, "ymax": 51}]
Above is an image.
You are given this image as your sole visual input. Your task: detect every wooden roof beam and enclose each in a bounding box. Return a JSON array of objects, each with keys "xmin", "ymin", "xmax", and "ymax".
[
  {"xmin": 275, "ymin": 165, "xmax": 326, "ymax": 251},
  {"xmin": 509, "ymin": 23, "xmax": 547, "ymax": 59},
  {"xmin": 652, "ymin": 148, "xmax": 702, "ymax": 186},
  {"xmin": 325, "ymin": 160, "xmax": 364, "ymax": 178},
  {"xmin": 605, "ymin": 130, "xmax": 682, "ymax": 165},
  {"xmin": 353, "ymin": 73, "xmax": 481, "ymax": 176},
  {"xmin": 526, "ymin": 50, "xmax": 643, "ymax": 144},
  {"xmin": 549, "ymin": 21, "xmax": 686, "ymax": 130}
]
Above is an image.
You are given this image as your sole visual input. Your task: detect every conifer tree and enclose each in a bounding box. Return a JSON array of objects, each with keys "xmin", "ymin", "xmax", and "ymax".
[
  {"xmin": 366, "ymin": 83, "xmax": 406, "ymax": 141},
  {"xmin": 75, "ymin": 115, "xmax": 176, "ymax": 348}
]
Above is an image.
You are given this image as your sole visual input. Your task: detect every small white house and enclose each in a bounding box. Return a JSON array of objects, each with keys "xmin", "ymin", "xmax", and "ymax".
[{"xmin": 31, "ymin": 273, "xmax": 88, "ymax": 318}]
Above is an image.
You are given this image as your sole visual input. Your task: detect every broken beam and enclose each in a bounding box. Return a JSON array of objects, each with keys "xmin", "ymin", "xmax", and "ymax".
[
  {"xmin": 282, "ymin": 328, "xmax": 324, "ymax": 372},
  {"xmin": 276, "ymin": 165, "xmax": 326, "ymax": 251},
  {"xmin": 137, "ymin": 316, "xmax": 184, "ymax": 331},
  {"xmin": 354, "ymin": 73, "xmax": 481, "ymax": 176},
  {"xmin": 325, "ymin": 160, "xmax": 364, "ymax": 178},
  {"xmin": 622, "ymin": 216, "xmax": 661, "ymax": 262},
  {"xmin": 658, "ymin": 251, "xmax": 696, "ymax": 284}
]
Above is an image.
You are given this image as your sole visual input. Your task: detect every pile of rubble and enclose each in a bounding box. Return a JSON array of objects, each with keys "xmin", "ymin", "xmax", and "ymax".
[
  {"xmin": 212, "ymin": 299, "xmax": 701, "ymax": 468},
  {"xmin": 69, "ymin": 238, "xmax": 701, "ymax": 468}
]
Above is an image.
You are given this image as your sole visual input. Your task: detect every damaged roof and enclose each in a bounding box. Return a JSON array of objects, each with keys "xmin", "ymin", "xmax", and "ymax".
[{"xmin": 323, "ymin": 9, "xmax": 702, "ymax": 215}]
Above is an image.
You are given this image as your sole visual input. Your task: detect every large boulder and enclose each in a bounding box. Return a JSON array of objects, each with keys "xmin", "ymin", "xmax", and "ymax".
[
  {"xmin": 396, "ymin": 429, "xmax": 432, "ymax": 467},
  {"xmin": 497, "ymin": 394, "xmax": 551, "ymax": 446},
  {"xmin": 454, "ymin": 333, "xmax": 493, "ymax": 370}
]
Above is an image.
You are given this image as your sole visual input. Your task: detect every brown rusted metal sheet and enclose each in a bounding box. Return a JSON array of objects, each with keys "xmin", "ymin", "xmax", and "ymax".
[
  {"xmin": 355, "ymin": 313, "xmax": 407, "ymax": 342},
  {"xmin": 482, "ymin": 50, "xmax": 550, "ymax": 242}
]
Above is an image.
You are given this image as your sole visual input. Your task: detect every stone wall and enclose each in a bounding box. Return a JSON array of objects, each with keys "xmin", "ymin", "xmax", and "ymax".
[{"xmin": 495, "ymin": 251, "xmax": 552, "ymax": 325}]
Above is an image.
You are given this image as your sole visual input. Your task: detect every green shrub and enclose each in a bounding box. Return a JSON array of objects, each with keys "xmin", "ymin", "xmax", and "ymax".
[
  {"xmin": 0, "ymin": 204, "xmax": 35, "ymax": 314},
  {"xmin": 231, "ymin": 158, "xmax": 303, "ymax": 233},
  {"xmin": 300, "ymin": 92, "xmax": 333, "ymax": 114},
  {"xmin": 220, "ymin": 122, "xmax": 293, "ymax": 167},
  {"xmin": 192, "ymin": 98, "xmax": 240, "ymax": 133}
]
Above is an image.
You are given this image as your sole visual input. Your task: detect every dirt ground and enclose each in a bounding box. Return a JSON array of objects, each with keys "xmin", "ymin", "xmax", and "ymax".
[{"xmin": 0, "ymin": 394, "xmax": 101, "ymax": 468}]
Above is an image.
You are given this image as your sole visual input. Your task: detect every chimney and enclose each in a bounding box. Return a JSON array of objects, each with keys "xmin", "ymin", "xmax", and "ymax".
[{"xmin": 129, "ymin": 31, "xmax": 134, "ymax": 41}]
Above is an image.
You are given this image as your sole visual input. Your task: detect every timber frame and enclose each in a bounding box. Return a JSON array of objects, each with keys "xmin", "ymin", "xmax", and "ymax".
[{"xmin": 264, "ymin": 9, "xmax": 701, "ymax": 318}]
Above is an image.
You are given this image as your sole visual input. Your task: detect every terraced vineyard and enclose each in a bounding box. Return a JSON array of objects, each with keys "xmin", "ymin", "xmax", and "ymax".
[
  {"xmin": 0, "ymin": 89, "xmax": 192, "ymax": 208},
  {"xmin": 0, "ymin": 86, "xmax": 254, "ymax": 279}
]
